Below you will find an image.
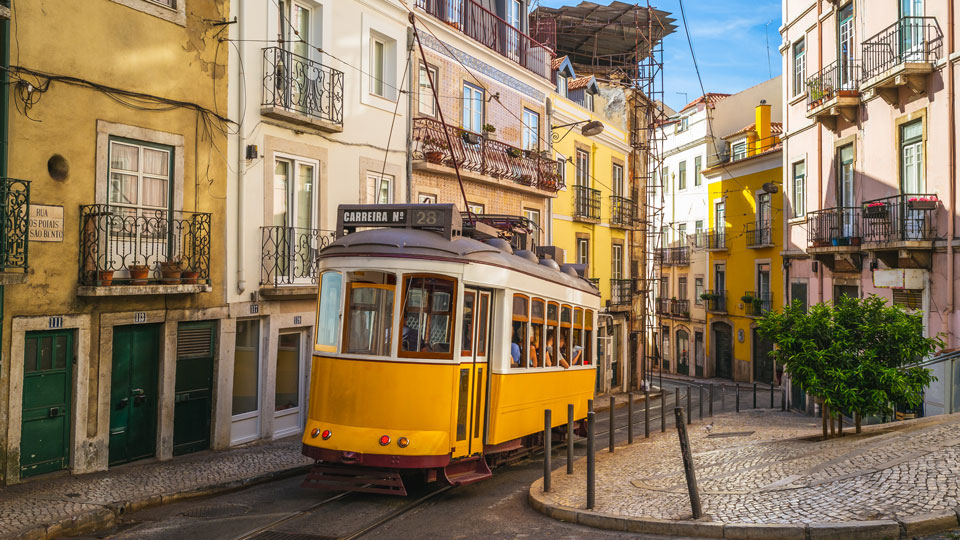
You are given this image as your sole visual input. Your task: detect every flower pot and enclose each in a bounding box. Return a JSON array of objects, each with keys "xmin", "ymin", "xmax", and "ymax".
[
  {"xmin": 98, "ymin": 270, "xmax": 114, "ymax": 286},
  {"xmin": 160, "ymin": 267, "xmax": 182, "ymax": 285},
  {"xmin": 462, "ymin": 132, "xmax": 481, "ymax": 145},
  {"xmin": 864, "ymin": 206, "xmax": 888, "ymax": 218},
  {"xmin": 424, "ymin": 150, "xmax": 444, "ymax": 164},
  {"xmin": 850, "ymin": 236, "xmax": 862, "ymax": 246},
  {"xmin": 909, "ymin": 200, "xmax": 938, "ymax": 210},
  {"xmin": 831, "ymin": 238, "xmax": 840, "ymax": 246},
  {"xmin": 181, "ymin": 270, "xmax": 200, "ymax": 285},
  {"xmin": 129, "ymin": 265, "xmax": 150, "ymax": 285},
  {"xmin": 838, "ymin": 237, "xmax": 850, "ymax": 246}
]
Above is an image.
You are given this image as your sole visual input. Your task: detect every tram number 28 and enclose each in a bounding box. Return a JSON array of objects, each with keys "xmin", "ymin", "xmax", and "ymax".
[{"xmin": 413, "ymin": 209, "xmax": 440, "ymax": 226}]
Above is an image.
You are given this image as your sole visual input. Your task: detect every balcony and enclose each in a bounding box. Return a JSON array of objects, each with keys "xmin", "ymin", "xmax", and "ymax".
[
  {"xmin": 805, "ymin": 59, "xmax": 861, "ymax": 130},
  {"xmin": 862, "ymin": 194, "xmax": 938, "ymax": 268},
  {"xmin": 610, "ymin": 278, "xmax": 634, "ymax": 308},
  {"xmin": 703, "ymin": 290, "xmax": 727, "ymax": 314},
  {"xmin": 412, "ymin": 118, "xmax": 562, "ymax": 193},
  {"xmin": 414, "ymin": 0, "xmax": 553, "ymax": 80},
  {"xmin": 696, "ymin": 229, "xmax": 729, "ymax": 251},
  {"xmin": 807, "ymin": 206, "xmax": 863, "ymax": 272},
  {"xmin": 261, "ymin": 47, "xmax": 344, "ymax": 132},
  {"xmin": 861, "ymin": 17, "xmax": 942, "ymax": 105},
  {"xmin": 260, "ymin": 226, "xmax": 336, "ymax": 297},
  {"xmin": 667, "ymin": 247, "xmax": 689, "ymax": 266},
  {"xmin": 656, "ymin": 297, "xmax": 670, "ymax": 316},
  {"xmin": 670, "ymin": 299, "xmax": 690, "ymax": 319},
  {"xmin": 1, "ymin": 178, "xmax": 29, "ymax": 284},
  {"xmin": 573, "ymin": 185, "xmax": 601, "ymax": 222},
  {"xmin": 742, "ymin": 291, "xmax": 773, "ymax": 317},
  {"xmin": 78, "ymin": 205, "xmax": 211, "ymax": 295},
  {"xmin": 610, "ymin": 196, "xmax": 637, "ymax": 228},
  {"xmin": 745, "ymin": 222, "xmax": 773, "ymax": 249}
]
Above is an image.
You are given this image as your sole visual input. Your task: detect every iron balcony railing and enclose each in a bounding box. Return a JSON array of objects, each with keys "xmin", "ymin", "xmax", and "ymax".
[
  {"xmin": 667, "ymin": 246, "xmax": 689, "ymax": 266},
  {"xmin": 745, "ymin": 222, "xmax": 773, "ymax": 248},
  {"xmin": 262, "ymin": 47, "xmax": 344, "ymax": 126},
  {"xmin": 670, "ymin": 299, "xmax": 690, "ymax": 319},
  {"xmin": 413, "ymin": 118, "xmax": 562, "ymax": 192},
  {"xmin": 806, "ymin": 58, "xmax": 862, "ymax": 109},
  {"xmin": 704, "ymin": 290, "xmax": 727, "ymax": 313},
  {"xmin": 414, "ymin": 0, "xmax": 553, "ymax": 80},
  {"xmin": 610, "ymin": 196, "xmax": 637, "ymax": 228},
  {"xmin": 656, "ymin": 297, "xmax": 670, "ymax": 316},
  {"xmin": 79, "ymin": 205, "xmax": 211, "ymax": 286},
  {"xmin": 862, "ymin": 17, "xmax": 943, "ymax": 80},
  {"xmin": 862, "ymin": 194, "xmax": 939, "ymax": 244},
  {"xmin": 743, "ymin": 291, "xmax": 773, "ymax": 317},
  {"xmin": 261, "ymin": 226, "xmax": 336, "ymax": 286},
  {"xmin": 656, "ymin": 248, "xmax": 672, "ymax": 267},
  {"xmin": 587, "ymin": 277, "xmax": 600, "ymax": 289},
  {"xmin": 611, "ymin": 278, "xmax": 634, "ymax": 306},
  {"xmin": 1, "ymin": 178, "xmax": 30, "ymax": 273},
  {"xmin": 573, "ymin": 185, "xmax": 601, "ymax": 221},
  {"xmin": 697, "ymin": 228, "xmax": 728, "ymax": 250},
  {"xmin": 473, "ymin": 214, "xmax": 541, "ymax": 250},
  {"xmin": 808, "ymin": 206, "xmax": 862, "ymax": 247}
]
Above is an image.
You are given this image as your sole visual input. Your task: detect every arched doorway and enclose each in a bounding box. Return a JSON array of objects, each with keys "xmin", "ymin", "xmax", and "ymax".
[{"xmin": 713, "ymin": 322, "xmax": 733, "ymax": 379}]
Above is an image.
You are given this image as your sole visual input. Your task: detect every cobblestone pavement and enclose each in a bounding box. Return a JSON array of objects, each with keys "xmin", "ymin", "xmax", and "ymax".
[
  {"xmin": 0, "ymin": 437, "xmax": 311, "ymax": 539},
  {"xmin": 542, "ymin": 410, "xmax": 960, "ymax": 524}
]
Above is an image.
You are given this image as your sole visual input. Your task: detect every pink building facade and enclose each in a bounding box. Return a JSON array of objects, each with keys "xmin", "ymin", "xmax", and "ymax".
[{"xmin": 780, "ymin": 0, "xmax": 958, "ymax": 350}]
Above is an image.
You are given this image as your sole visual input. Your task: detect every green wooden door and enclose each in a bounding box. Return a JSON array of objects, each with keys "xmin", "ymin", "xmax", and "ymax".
[
  {"xmin": 21, "ymin": 330, "xmax": 73, "ymax": 478},
  {"xmin": 109, "ymin": 324, "xmax": 160, "ymax": 466},
  {"xmin": 173, "ymin": 321, "xmax": 215, "ymax": 456}
]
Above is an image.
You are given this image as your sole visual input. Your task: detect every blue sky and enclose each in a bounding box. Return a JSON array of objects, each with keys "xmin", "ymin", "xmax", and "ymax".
[{"xmin": 537, "ymin": 0, "xmax": 783, "ymax": 112}]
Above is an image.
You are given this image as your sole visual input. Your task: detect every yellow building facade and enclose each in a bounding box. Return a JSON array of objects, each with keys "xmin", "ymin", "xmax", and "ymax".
[
  {"xmin": 550, "ymin": 60, "xmax": 635, "ymax": 394},
  {"xmin": 702, "ymin": 104, "xmax": 783, "ymax": 383}
]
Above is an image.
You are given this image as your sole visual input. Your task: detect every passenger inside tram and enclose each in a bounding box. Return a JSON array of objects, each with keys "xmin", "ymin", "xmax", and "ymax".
[
  {"xmin": 529, "ymin": 331, "xmax": 541, "ymax": 367},
  {"xmin": 510, "ymin": 324, "xmax": 524, "ymax": 368},
  {"xmin": 544, "ymin": 331, "xmax": 554, "ymax": 367}
]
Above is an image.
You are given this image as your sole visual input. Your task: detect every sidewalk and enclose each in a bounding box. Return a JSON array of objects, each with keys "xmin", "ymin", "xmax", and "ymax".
[
  {"xmin": 0, "ymin": 436, "xmax": 312, "ymax": 540},
  {"xmin": 531, "ymin": 410, "xmax": 960, "ymax": 539}
]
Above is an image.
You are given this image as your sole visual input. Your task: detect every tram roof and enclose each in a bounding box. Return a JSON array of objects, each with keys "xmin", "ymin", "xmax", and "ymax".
[{"xmin": 320, "ymin": 228, "xmax": 600, "ymax": 296}]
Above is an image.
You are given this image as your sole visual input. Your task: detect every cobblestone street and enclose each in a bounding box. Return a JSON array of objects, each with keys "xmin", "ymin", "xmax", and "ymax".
[{"xmin": 539, "ymin": 410, "xmax": 960, "ymax": 525}]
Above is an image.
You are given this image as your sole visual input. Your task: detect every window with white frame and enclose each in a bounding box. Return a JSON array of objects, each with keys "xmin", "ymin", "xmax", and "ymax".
[
  {"xmin": 273, "ymin": 155, "xmax": 320, "ymax": 281},
  {"xmin": 792, "ymin": 161, "xmax": 806, "ymax": 218},
  {"xmin": 109, "ymin": 138, "xmax": 173, "ymax": 219},
  {"xmin": 522, "ymin": 208, "xmax": 540, "ymax": 232},
  {"xmin": 612, "ymin": 244, "xmax": 623, "ymax": 280},
  {"xmin": 366, "ymin": 172, "xmax": 393, "ymax": 204},
  {"xmin": 575, "ymin": 148, "xmax": 590, "ymax": 187},
  {"xmin": 694, "ymin": 155, "xmax": 701, "ymax": 186},
  {"xmin": 369, "ymin": 32, "xmax": 397, "ymax": 100},
  {"xmin": 418, "ymin": 193, "xmax": 437, "ymax": 204},
  {"xmin": 678, "ymin": 160, "xmax": 687, "ymax": 190},
  {"xmin": 584, "ymin": 91, "xmax": 594, "ymax": 112},
  {"xmin": 677, "ymin": 115, "xmax": 689, "ymax": 132},
  {"xmin": 522, "ymin": 108, "xmax": 540, "ymax": 151},
  {"xmin": 577, "ymin": 237, "xmax": 589, "ymax": 266},
  {"xmin": 612, "ymin": 163, "xmax": 624, "ymax": 197},
  {"xmin": 149, "ymin": 0, "xmax": 176, "ymax": 8},
  {"xmin": 467, "ymin": 202, "xmax": 485, "ymax": 215},
  {"xmin": 557, "ymin": 75, "xmax": 567, "ymax": 97},
  {"xmin": 462, "ymin": 82, "xmax": 484, "ymax": 133},
  {"xmin": 556, "ymin": 154, "xmax": 566, "ymax": 186},
  {"xmin": 732, "ymin": 140, "xmax": 747, "ymax": 160},
  {"xmin": 793, "ymin": 38, "xmax": 806, "ymax": 97},
  {"xmin": 418, "ymin": 63, "xmax": 438, "ymax": 117}
]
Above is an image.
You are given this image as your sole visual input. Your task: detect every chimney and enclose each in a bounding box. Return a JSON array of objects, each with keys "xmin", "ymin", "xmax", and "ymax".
[{"xmin": 754, "ymin": 100, "xmax": 772, "ymax": 155}]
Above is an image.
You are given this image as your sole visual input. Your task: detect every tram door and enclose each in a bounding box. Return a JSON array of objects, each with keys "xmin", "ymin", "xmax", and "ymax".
[{"xmin": 453, "ymin": 288, "xmax": 491, "ymax": 458}]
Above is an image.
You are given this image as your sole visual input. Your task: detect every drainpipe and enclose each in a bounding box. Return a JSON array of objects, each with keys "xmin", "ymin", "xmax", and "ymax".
[
  {"xmin": 816, "ymin": 0, "xmax": 823, "ymax": 303},
  {"xmin": 947, "ymin": 0, "xmax": 956, "ymax": 348},
  {"xmin": 235, "ymin": 0, "xmax": 246, "ymax": 295},
  {"xmin": 406, "ymin": 27, "xmax": 414, "ymax": 203}
]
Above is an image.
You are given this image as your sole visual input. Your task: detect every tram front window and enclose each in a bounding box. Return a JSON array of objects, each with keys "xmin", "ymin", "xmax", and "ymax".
[
  {"xmin": 343, "ymin": 271, "xmax": 395, "ymax": 356},
  {"xmin": 400, "ymin": 275, "xmax": 456, "ymax": 357},
  {"xmin": 315, "ymin": 271, "xmax": 343, "ymax": 352}
]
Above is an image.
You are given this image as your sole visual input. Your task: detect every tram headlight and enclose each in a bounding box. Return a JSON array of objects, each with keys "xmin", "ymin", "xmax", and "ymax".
[
  {"xmin": 379, "ymin": 435, "xmax": 391, "ymax": 446},
  {"xmin": 397, "ymin": 437, "xmax": 410, "ymax": 448},
  {"xmin": 310, "ymin": 428, "xmax": 321, "ymax": 439},
  {"xmin": 321, "ymin": 429, "xmax": 332, "ymax": 440}
]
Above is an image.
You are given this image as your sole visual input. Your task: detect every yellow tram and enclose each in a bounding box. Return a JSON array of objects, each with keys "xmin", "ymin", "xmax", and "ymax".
[{"xmin": 301, "ymin": 204, "xmax": 599, "ymax": 494}]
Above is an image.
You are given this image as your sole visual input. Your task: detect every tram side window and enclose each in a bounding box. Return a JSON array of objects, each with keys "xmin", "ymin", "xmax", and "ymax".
[
  {"xmin": 400, "ymin": 275, "xmax": 457, "ymax": 358},
  {"xmin": 316, "ymin": 271, "xmax": 343, "ymax": 352},
  {"xmin": 476, "ymin": 293, "xmax": 489, "ymax": 357},
  {"xmin": 461, "ymin": 291, "xmax": 476, "ymax": 356},
  {"xmin": 560, "ymin": 305, "xmax": 572, "ymax": 367},
  {"xmin": 343, "ymin": 271, "xmax": 396, "ymax": 356},
  {"xmin": 584, "ymin": 310, "xmax": 594, "ymax": 365},
  {"xmin": 511, "ymin": 295, "xmax": 528, "ymax": 369},
  {"xmin": 546, "ymin": 302, "xmax": 566, "ymax": 368},
  {"xmin": 573, "ymin": 308, "xmax": 584, "ymax": 365},
  {"xmin": 530, "ymin": 299, "xmax": 545, "ymax": 368}
]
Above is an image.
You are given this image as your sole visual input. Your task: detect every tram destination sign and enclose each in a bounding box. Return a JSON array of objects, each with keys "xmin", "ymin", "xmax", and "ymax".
[{"xmin": 337, "ymin": 204, "xmax": 462, "ymax": 240}]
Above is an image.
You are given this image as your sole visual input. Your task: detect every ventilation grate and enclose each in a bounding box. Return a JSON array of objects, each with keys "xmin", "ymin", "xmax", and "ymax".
[
  {"xmin": 177, "ymin": 325, "xmax": 213, "ymax": 358},
  {"xmin": 893, "ymin": 288, "xmax": 922, "ymax": 310}
]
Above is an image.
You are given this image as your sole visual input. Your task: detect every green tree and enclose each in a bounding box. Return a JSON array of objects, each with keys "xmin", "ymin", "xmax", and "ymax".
[{"xmin": 757, "ymin": 294, "xmax": 940, "ymax": 438}]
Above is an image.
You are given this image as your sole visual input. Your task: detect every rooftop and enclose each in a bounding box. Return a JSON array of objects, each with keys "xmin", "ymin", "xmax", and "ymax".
[{"xmin": 678, "ymin": 92, "xmax": 731, "ymax": 113}]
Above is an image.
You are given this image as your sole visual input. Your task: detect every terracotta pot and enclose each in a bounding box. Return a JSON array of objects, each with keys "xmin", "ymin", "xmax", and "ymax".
[
  {"xmin": 160, "ymin": 267, "xmax": 182, "ymax": 285},
  {"xmin": 425, "ymin": 151, "xmax": 444, "ymax": 164},
  {"xmin": 181, "ymin": 270, "xmax": 200, "ymax": 285},
  {"xmin": 98, "ymin": 270, "xmax": 114, "ymax": 286},
  {"xmin": 129, "ymin": 265, "xmax": 150, "ymax": 285}
]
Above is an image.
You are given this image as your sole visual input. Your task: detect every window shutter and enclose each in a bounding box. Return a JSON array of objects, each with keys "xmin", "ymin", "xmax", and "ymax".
[
  {"xmin": 893, "ymin": 289, "xmax": 922, "ymax": 311},
  {"xmin": 178, "ymin": 325, "xmax": 213, "ymax": 359}
]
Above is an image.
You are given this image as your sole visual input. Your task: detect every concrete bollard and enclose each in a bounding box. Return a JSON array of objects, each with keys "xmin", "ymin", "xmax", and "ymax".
[
  {"xmin": 544, "ymin": 409, "xmax": 552, "ymax": 493},
  {"xmin": 781, "ymin": 387, "xmax": 786, "ymax": 411},
  {"xmin": 770, "ymin": 383, "xmax": 775, "ymax": 408},
  {"xmin": 698, "ymin": 386, "xmax": 704, "ymax": 420}
]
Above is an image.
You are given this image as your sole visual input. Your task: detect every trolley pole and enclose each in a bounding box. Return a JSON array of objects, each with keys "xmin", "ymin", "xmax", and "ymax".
[
  {"xmin": 609, "ymin": 396, "xmax": 615, "ymax": 453},
  {"xmin": 674, "ymin": 407, "xmax": 703, "ymax": 519},
  {"xmin": 644, "ymin": 390, "xmax": 650, "ymax": 438},
  {"xmin": 587, "ymin": 410, "xmax": 596, "ymax": 509},
  {"xmin": 627, "ymin": 393, "xmax": 634, "ymax": 444},
  {"xmin": 543, "ymin": 409, "xmax": 552, "ymax": 493},
  {"xmin": 567, "ymin": 404, "xmax": 574, "ymax": 475}
]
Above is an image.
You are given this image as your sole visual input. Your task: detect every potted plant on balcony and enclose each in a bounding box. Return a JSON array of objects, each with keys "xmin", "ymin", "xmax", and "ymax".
[
  {"xmin": 421, "ymin": 135, "xmax": 445, "ymax": 164},
  {"xmin": 740, "ymin": 294, "xmax": 754, "ymax": 304},
  {"xmin": 752, "ymin": 297, "xmax": 763, "ymax": 313},
  {"xmin": 181, "ymin": 262, "xmax": 201, "ymax": 285},
  {"xmin": 97, "ymin": 270, "xmax": 115, "ymax": 286},
  {"xmin": 160, "ymin": 259, "xmax": 182, "ymax": 285},
  {"xmin": 508, "ymin": 147, "xmax": 522, "ymax": 159},
  {"xmin": 462, "ymin": 131, "xmax": 481, "ymax": 145},
  {"xmin": 864, "ymin": 201, "xmax": 888, "ymax": 219},
  {"xmin": 482, "ymin": 123, "xmax": 496, "ymax": 140},
  {"xmin": 908, "ymin": 195, "xmax": 938, "ymax": 210},
  {"xmin": 806, "ymin": 79, "xmax": 825, "ymax": 109},
  {"xmin": 128, "ymin": 261, "xmax": 150, "ymax": 285},
  {"xmin": 519, "ymin": 173, "xmax": 534, "ymax": 185}
]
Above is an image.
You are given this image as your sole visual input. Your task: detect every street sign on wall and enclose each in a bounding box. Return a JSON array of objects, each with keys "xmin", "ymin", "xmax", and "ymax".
[
  {"xmin": 29, "ymin": 205, "xmax": 64, "ymax": 242},
  {"xmin": 872, "ymin": 269, "xmax": 924, "ymax": 289}
]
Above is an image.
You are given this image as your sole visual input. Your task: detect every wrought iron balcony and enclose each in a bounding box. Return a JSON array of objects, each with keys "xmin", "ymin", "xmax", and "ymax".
[
  {"xmin": 412, "ymin": 118, "xmax": 562, "ymax": 192},
  {"xmin": 79, "ymin": 205, "xmax": 211, "ymax": 289},
  {"xmin": 696, "ymin": 229, "xmax": 728, "ymax": 251},
  {"xmin": 806, "ymin": 59, "xmax": 862, "ymax": 126},
  {"xmin": 573, "ymin": 185, "xmax": 601, "ymax": 222},
  {"xmin": 261, "ymin": 226, "xmax": 336, "ymax": 287},
  {"xmin": 262, "ymin": 47, "xmax": 344, "ymax": 131},
  {"xmin": 655, "ymin": 297, "xmax": 670, "ymax": 316},
  {"xmin": 742, "ymin": 291, "xmax": 773, "ymax": 317},
  {"xmin": 670, "ymin": 299, "xmax": 690, "ymax": 319},
  {"xmin": 808, "ymin": 206, "xmax": 862, "ymax": 248},
  {"xmin": 667, "ymin": 246, "xmax": 689, "ymax": 266},
  {"xmin": 414, "ymin": 0, "xmax": 553, "ymax": 80},
  {"xmin": 703, "ymin": 290, "xmax": 727, "ymax": 313},
  {"xmin": 610, "ymin": 196, "xmax": 637, "ymax": 228},
  {"xmin": 610, "ymin": 278, "xmax": 634, "ymax": 306},
  {"xmin": 862, "ymin": 17, "xmax": 942, "ymax": 81},
  {"xmin": 861, "ymin": 194, "xmax": 938, "ymax": 245},
  {"xmin": 1, "ymin": 178, "xmax": 29, "ymax": 275},
  {"xmin": 745, "ymin": 222, "xmax": 773, "ymax": 248}
]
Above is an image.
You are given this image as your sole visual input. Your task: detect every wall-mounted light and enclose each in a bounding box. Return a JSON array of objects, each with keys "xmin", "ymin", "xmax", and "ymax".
[{"xmin": 551, "ymin": 120, "xmax": 605, "ymax": 143}]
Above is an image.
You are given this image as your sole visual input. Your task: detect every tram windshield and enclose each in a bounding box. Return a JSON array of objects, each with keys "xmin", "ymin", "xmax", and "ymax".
[
  {"xmin": 343, "ymin": 271, "xmax": 395, "ymax": 356},
  {"xmin": 400, "ymin": 275, "xmax": 456, "ymax": 357},
  {"xmin": 316, "ymin": 271, "xmax": 343, "ymax": 352}
]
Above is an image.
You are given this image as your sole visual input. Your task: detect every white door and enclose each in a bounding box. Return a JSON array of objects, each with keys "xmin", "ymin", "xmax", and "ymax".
[
  {"xmin": 902, "ymin": 121, "xmax": 925, "ymax": 239},
  {"xmin": 838, "ymin": 5, "xmax": 855, "ymax": 90},
  {"xmin": 506, "ymin": 0, "xmax": 521, "ymax": 62},
  {"xmin": 231, "ymin": 320, "xmax": 262, "ymax": 445},
  {"xmin": 838, "ymin": 145, "xmax": 855, "ymax": 237},
  {"xmin": 901, "ymin": 0, "xmax": 924, "ymax": 61},
  {"xmin": 274, "ymin": 156, "xmax": 318, "ymax": 284},
  {"xmin": 273, "ymin": 331, "xmax": 305, "ymax": 438}
]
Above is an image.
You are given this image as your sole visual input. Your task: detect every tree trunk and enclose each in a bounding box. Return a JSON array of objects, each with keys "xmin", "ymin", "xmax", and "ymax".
[
  {"xmin": 822, "ymin": 403, "xmax": 829, "ymax": 439},
  {"xmin": 837, "ymin": 412, "xmax": 843, "ymax": 436},
  {"xmin": 829, "ymin": 406, "xmax": 836, "ymax": 437},
  {"xmin": 855, "ymin": 412, "xmax": 862, "ymax": 434}
]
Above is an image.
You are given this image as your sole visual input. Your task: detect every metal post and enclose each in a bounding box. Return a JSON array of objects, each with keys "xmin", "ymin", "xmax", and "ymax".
[
  {"xmin": 770, "ymin": 383, "xmax": 775, "ymax": 408},
  {"xmin": 567, "ymin": 403, "xmax": 574, "ymax": 475},
  {"xmin": 674, "ymin": 407, "xmax": 703, "ymax": 519},
  {"xmin": 709, "ymin": 385, "xmax": 714, "ymax": 417},
  {"xmin": 721, "ymin": 384, "xmax": 725, "ymax": 411},
  {"xmin": 609, "ymin": 396, "xmax": 615, "ymax": 452},
  {"xmin": 753, "ymin": 382, "xmax": 757, "ymax": 408},
  {"xmin": 661, "ymin": 390, "xmax": 666, "ymax": 432},
  {"xmin": 627, "ymin": 393, "xmax": 634, "ymax": 444},
  {"xmin": 588, "ymin": 398, "xmax": 594, "ymax": 413},
  {"xmin": 543, "ymin": 409, "xmax": 552, "ymax": 493},
  {"xmin": 587, "ymin": 410, "xmax": 596, "ymax": 509},
  {"xmin": 686, "ymin": 389, "xmax": 692, "ymax": 425},
  {"xmin": 675, "ymin": 388, "xmax": 680, "ymax": 412},
  {"xmin": 644, "ymin": 390, "xmax": 650, "ymax": 438},
  {"xmin": 698, "ymin": 386, "xmax": 703, "ymax": 419},
  {"xmin": 736, "ymin": 384, "xmax": 740, "ymax": 413}
]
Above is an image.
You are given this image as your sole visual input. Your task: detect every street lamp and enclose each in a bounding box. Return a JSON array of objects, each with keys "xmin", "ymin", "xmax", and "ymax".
[{"xmin": 551, "ymin": 120, "xmax": 605, "ymax": 143}]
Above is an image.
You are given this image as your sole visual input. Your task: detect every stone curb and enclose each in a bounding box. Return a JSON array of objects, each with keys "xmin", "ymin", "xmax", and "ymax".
[
  {"xmin": 528, "ymin": 479, "xmax": 959, "ymax": 539},
  {"xmin": 10, "ymin": 463, "xmax": 313, "ymax": 540},
  {"xmin": 593, "ymin": 390, "xmax": 662, "ymax": 413}
]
